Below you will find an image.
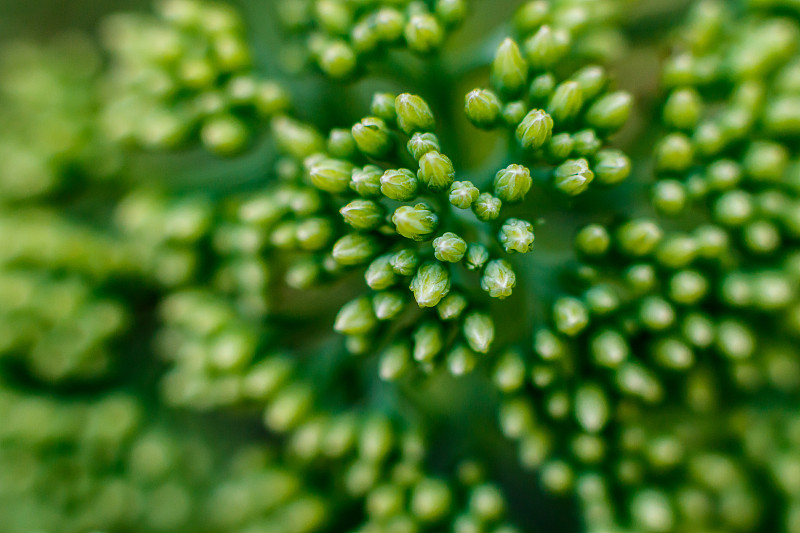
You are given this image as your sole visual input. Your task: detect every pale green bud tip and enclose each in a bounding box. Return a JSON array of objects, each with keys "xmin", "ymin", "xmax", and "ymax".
[
  {"xmin": 433, "ymin": 232, "xmax": 467, "ymax": 262},
  {"xmin": 371, "ymin": 92, "xmax": 397, "ymax": 122},
  {"xmin": 335, "ymin": 296, "xmax": 377, "ymax": 335},
  {"xmin": 437, "ymin": 292, "xmax": 468, "ymax": 320},
  {"xmin": 516, "ymin": 109, "xmax": 553, "ymax": 150},
  {"xmin": 470, "ymin": 484, "xmax": 506, "ymax": 520},
  {"xmin": 340, "ymin": 199, "xmax": 384, "ymax": 230},
  {"xmin": 390, "ymin": 248, "xmax": 419, "ymax": 276},
  {"xmin": 655, "ymin": 133, "xmax": 694, "ymax": 172},
  {"xmin": 405, "ymin": 13, "xmax": 444, "ymax": 54},
  {"xmin": 464, "ymin": 311, "xmax": 495, "ymax": 353},
  {"xmin": 492, "ymin": 38, "xmax": 528, "ymax": 94},
  {"xmin": 309, "ymin": 158, "xmax": 353, "ymax": 193},
  {"xmin": 652, "ymin": 180, "xmax": 687, "ymax": 216},
  {"xmin": 524, "ymin": 25, "xmax": 570, "ymax": 70},
  {"xmin": 575, "ymin": 384, "xmax": 609, "ymax": 433},
  {"xmin": 575, "ymin": 224, "xmax": 610, "ymax": 256},
  {"xmin": 407, "ymin": 132, "xmax": 440, "ymax": 161},
  {"xmin": 481, "ymin": 259, "xmax": 516, "ymax": 299},
  {"xmin": 547, "ymin": 81, "xmax": 584, "ymax": 123},
  {"xmin": 473, "ymin": 193, "xmax": 502, "ymax": 221},
  {"xmin": 553, "ymin": 297, "xmax": 589, "ymax": 336},
  {"xmin": 381, "ymin": 168, "xmax": 419, "ymax": 201},
  {"xmin": 410, "ymin": 261, "xmax": 451, "ymax": 308},
  {"xmin": 201, "ymin": 115, "xmax": 248, "ymax": 155},
  {"xmin": 392, "ymin": 203, "xmax": 439, "ymax": 241},
  {"xmin": 417, "ymin": 151, "xmax": 455, "ymax": 191},
  {"xmin": 594, "ymin": 149, "xmax": 631, "ymax": 185},
  {"xmin": 449, "ymin": 181, "xmax": 480, "ymax": 209},
  {"xmin": 318, "ymin": 41, "xmax": 357, "ymax": 79},
  {"xmin": 372, "ymin": 291, "xmax": 405, "ymax": 320},
  {"xmin": 465, "ymin": 243, "xmax": 490, "ymax": 271},
  {"xmin": 586, "ymin": 91, "xmax": 633, "ymax": 131},
  {"xmin": 351, "ymin": 165, "xmax": 383, "ymax": 197},
  {"xmin": 664, "ymin": 87, "xmax": 702, "ymax": 130},
  {"xmin": 327, "ymin": 128, "xmax": 356, "ymax": 159},
  {"xmin": 332, "ymin": 233, "xmax": 379, "ymax": 265},
  {"xmin": 411, "ymin": 479, "xmax": 452, "ymax": 521},
  {"xmin": 465, "ymin": 88, "xmax": 502, "ymax": 129},
  {"xmin": 379, "ymin": 342, "xmax": 411, "ymax": 381},
  {"xmin": 395, "ymin": 93, "xmax": 435, "ymax": 134},
  {"xmin": 554, "ymin": 158, "xmax": 594, "ymax": 195},
  {"xmin": 617, "ymin": 219, "xmax": 663, "ymax": 256},
  {"xmin": 448, "ymin": 344, "xmax": 477, "ymax": 375},
  {"xmin": 414, "ymin": 321, "xmax": 444, "ymax": 362},
  {"xmin": 494, "ymin": 164, "xmax": 532, "ymax": 203},
  {"xmin": 352, "ymin": 116, "xmax": 392, "ymax": 157},
  {"xmin": 499, "ymin": 218, "xmax": 535, "ymax": 253},
  {"xmin": 365, "ymin": 255, "xmax": 397, "ymax": 290}
]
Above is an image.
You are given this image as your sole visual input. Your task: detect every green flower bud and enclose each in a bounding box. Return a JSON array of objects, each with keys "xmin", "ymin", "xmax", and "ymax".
[
  {"xmin": 332, "ymin": 233, "xmax": 379, "ymax": 265},
  {"xmin": 492, "ymin": 38, "xmax": 528, "ymax": 94},
  {"xmin": 625, "ymin": 263, "xmax": 658, "ymax": 294},
  {"xmin": 351, "ymin": 19, "xmax": 380, "ymax": 54},
  {"xmin": 655, "ymin": 133, "xmax": 694, "ymax": 173},
  {"xmin": 554, "ymin": 158, "xmax": 594, "ymax": 195},
  {"xmin": 584, "ymin": 285, "xmax": 620, "ymax": 315},
  {"xmin": 381, "ymin": 168, "xmax": 419, "ymax": 201},
  {"xmin": 706, "ymin": 160, "xmax": 742, "ymax": 191},
  {"xmin": 472, "ymin": 193, "xmax": 502, "ymax": 221},
  {"xmin": 371, "ymin": 92, "xmax": 397, "ymax": 122},
  {"xmin": 352, "ymin": 116, "xmax": 393, "ymax": 157},
  {"xmin": 395, "ymin": 93, "xmax": 435, "ymax": 134},
  {"xmin": 571, "ymin": 65, "xmax": 608, "ymax": 100},
  {"xmin": 286, "ymin": 258, "xmax": 322, "ymax": 289},
  {"xmin": 314, "ymin": 0, "xmax": 353, "ymax": 34},
  {"xmin": 514, "ymin": 1, "xmax": 549, "ymax": 34},
  {"xmin": 534, "ymin": 328, "xmax": 566, "ymax": 361},
  {"xmin": 481, "ymin": 259, "xmax": 516, "ymax": 299},
  {"xmin": 743, "ymin": 220, "xmax": 781, "ymax": 254},
  {"xmin": 411, "ymin": 478, "xmax": 451, "ymax": 522},
  {"xmin": 392, "ymin": 203, "xmax": 438, "ymax": 241},
  {"xmin": 593, "ymin": 148, "xmax": 631, "ymax": 185},
  {"xmin": 413, "ymin": 322, "xmax": 444, "ymax": 362},
  {"xmin": 529, "ymin": 72, "xmax": 556, "ymax": 103},
  {"xmin": 547, "ymin": 81, "xmax": 583, "ymax": 123},
  {"xmin": 325, "ymin": 129, "xmax": 356, "ymax": 160},
  {"xmin": 524, "ymin": 25, "xmax": 570, "ymax": 70},
  {"xmin": 410, "ymin": 261, "xmax": 451, "ymax": 307},
  {"xmin": 575, "ymin": 384, "xmax": 609, "ymax": 433},
  {"xmin": 516, "ymin": 108, "xmax": 553, "ymax": 150},
  {"xmin": 433, "ymin": 232, "xmax": 467, "ymax": 262},
  {"xmin": 379, "ymin": 342, "xmax": 411, "ymax": 381},
  {"xmin": 254, "ymin": 80, "xmax": 291, "ymax": 116},
  {"xmin": 373, "ymin": 7, "xmax": 404, "ymax": 41},
  {"xmin": 572, "ymin": 129, "xmax": 602, "ymax": 157},
  {"xmin": 417, "ymin": 151, "xmax": 455, "ymax": 191},
  {"xmin": 465, "ymin": 243, "xmax": 490, "ymax": 271},
  {"xmin": 616, "ymin": 363, "xmax": 663, "ymax": 403},
  {"xmin": 463, "ymin": 311, "xmax": 494, "ymax": 353},
  {"xmin": 469, "ymin": 484, "xmax": 505, "ymax": 521},
  {"xmin": 640, "ymin": 296, "xmax": 675, "ymax": 331},
  {"xmin": 547, "ymin": 133, "xmax": 574, "ymax": 160},
  {"xmin": 201, "ymin": 115, "xmax": 248, "ymax": 155},
  {"xmin": 318, "ymin": 40, "xmax": 357, "ymax": 79},
  {"xmin": 407, "ymin": 132, "xmax": 440, "ymax": 161},
  {"xmin": 693, "ymin": 121, "xmax": 725, "ymax": 157},
  {"xmin": 716, "ymin": 320, "xmax": 755, "ymax": 360},
  {"xmin": 351, "ymin": 165, "xmax": 384, "ymax": 198},
  {"xmin": 663, "ymin": 87, "xmax": 702, "ymax": 130},
  {"xmin": 437, "ymin": 292, "xmax": 468, "ymax": 320},
  {"xmin": 682, "ymin": 313, "xmax": 715, "ymax": 349},
  {"xmin": 448, "ymin": 344, "xmax": 477, "ymax": 375},
  {"xmin": 585, "ymin": 91, "xmax": 632, "ymax": 132},
  {"xmin": 617, "ymin": 219, "xmax": 663, "ymax": 256},
  {"xmin": 575, "ymin": 224, "xmax": 610, "ymax": 256},
  {"xmin": 365, "ymin": 255, "xmax": 398, "ymax": 290},
  {"xmin": 694, "ymin": 224, "xmax": 729, "ymax": 259},
  {"xmin": 714, "ymin": 190, "xmax": 753, "ymax": 226},
  {"xmin": 498, "ymin": 218, "xmax": 535, "ymax": 253},
  {"xmin": 591, "ymin": 329, "xmax": 629, "ymax": 368},
  {"xmin": 743, "ymin": 141, "xmax": 788, "ymax": 182},
  {"xmin": 493, "ymin": 164, "xmax": 532, "ymax": 203},
  {"xmin": 652, "ymin": 180, "xmax": 687, "ymax": 216},
  {"xmin": 373, "ymin": 291, "xmax": 406, "ymax": 321},
  {"xmin": 464, "ymin": 88, "xmax": 502, "ymax": 129},
  {"xmin": 340, "ymin": 199, "xmax": 384, "ymax": 230},
  {"xmin": 335, "ymin": 296, "xmax": 377, "ymax": 335},
  {"xmin": 669, "ymin": 270, "xmax": 708, "ymax": 305},
  {"xmin": 494, "ymin": 349, "xmax": 526, "ymax": 392},
  {"xmin": 404, "ymin": 13, "xmax": 444, "ymax": 54},
  {"xmin": 264, "ymin": 384, "xmax": 313, "ymax": 432},
  {"xmin": 449, "ymin": 181, "xmax": 480, "ymax": 209},
  {"xmin": 390, "ymin": 249, "xmax": 419, "ymax": 276},
  {"xmin": 296, "ymin": 217, "xmax": 334, "ymax": 250},
  {"xmin": 310, "ymin": 158, "xmax": 353, "ymax": 193},
  {"xmin": 553, "ymin": 297, "xmax": 589, "ymax": 336}
]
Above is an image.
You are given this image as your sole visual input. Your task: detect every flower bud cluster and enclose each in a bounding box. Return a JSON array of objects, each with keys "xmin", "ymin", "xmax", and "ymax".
[
  {"xmin": 102, "ymin": 0, "xmax": 290, "ymax": 155},
  {"xmin": 277, "ymin": 0, "xmax": 466, "ymax": 79}
]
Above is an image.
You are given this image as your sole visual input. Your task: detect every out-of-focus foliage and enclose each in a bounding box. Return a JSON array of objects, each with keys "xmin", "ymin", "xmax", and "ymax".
[{"xmin": 3, "ymin": 0, "xmax": 800, "ymax": 532}]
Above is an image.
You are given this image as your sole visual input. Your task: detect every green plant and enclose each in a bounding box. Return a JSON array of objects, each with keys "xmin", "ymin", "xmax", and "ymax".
[{"xmin": 2, "ymin": 0, "xmax": 800, "ymax": 532}]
